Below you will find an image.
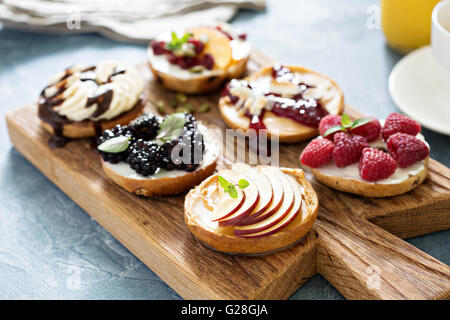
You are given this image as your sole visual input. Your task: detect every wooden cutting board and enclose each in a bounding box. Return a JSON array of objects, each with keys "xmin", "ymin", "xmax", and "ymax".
[{"xmin": 5, "ymin": 50, "xmax": 450, "ymax": 300}]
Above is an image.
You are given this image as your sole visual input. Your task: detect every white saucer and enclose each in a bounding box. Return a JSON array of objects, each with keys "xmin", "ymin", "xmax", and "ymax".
[{"xmin": 389, "ymin": 45, "xmax": 450, "ymax": 135}]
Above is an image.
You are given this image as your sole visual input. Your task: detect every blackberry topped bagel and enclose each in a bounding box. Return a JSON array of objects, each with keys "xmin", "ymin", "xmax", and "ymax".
[
  {"xmin": 300, "ymin": 112, "xmax": 430, "ymax": 197},
  {"xmin": 148, "ymin": 23, "xmax": 250, "ymax": 94},
  {"xmin": 184, "ymin": 163, "xmax": 319, "ymax": 255},
  {"xmin": 219, "ymin": 64, "xmax": 344, "ymax": 143},
  {"xmin": 38, "ymin": 60, "xmax": 145, "ymax": 147},
  {"xmin": 97, "ymin": 112, "xmax": 219, "ymax": 197}
]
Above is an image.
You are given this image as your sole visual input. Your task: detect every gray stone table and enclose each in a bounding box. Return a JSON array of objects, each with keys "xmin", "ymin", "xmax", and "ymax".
[{"xmin": 0, "ymin": 0, "xmax": 448, "ymax": 299}]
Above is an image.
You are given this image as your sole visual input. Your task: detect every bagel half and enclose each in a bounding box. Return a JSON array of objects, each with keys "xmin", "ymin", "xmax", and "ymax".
[
  {"xmin": 184, "ymin": 167, "xmax": 319, "ymax": 255},
  {"xmin": 148, "ymin": 61, "xmax": 228, "ymax": 95},
  {"xmin": 40, "ymin": 99, "xmax": 144, "ymax": 139},
  {"xmin": 147, "ymin": 26, "xmax": 250, "ymax": 94},
  {"xmin": 219, "ymin": 65, "xmax": 344, "ymax": 143},
  {"xmin": 103, "ymin": 158, "xmax": 218, "ymax": 197},
  {"xmin": 310, "ymin": 157, "xmax": 429, "ymax": 198},
  {"xmin": 101, "ymin": 122, "xmax": 220, "ymax": 197}
]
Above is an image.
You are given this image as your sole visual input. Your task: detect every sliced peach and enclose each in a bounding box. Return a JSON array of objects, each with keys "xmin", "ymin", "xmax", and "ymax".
[{"xmin": 190, "ymin": 27, "xmax": 232, "ymax": 70}]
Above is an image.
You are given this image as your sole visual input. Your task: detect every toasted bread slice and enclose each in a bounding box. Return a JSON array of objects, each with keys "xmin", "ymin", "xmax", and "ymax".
[
  {"xmin": 40, "ymin": 99, "xmax": 145, "ymax": 139},
  {"xmin": 310, "ymin": 157, "xmax": 429, "ymax": 198},
  {"xmin": 219, "ymin": 65, "xmax": 344, "ymax": 143},
  {"xmin": 184, "ymin": 168, "xmax": 319, "ymax": 255}
]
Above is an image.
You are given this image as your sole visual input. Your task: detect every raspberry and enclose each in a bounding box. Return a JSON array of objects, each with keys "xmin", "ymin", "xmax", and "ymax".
[
  {"xmin": 319, "ymin": 115, "xmax": 342, "ymax": 139},
  {"xmin": 300, "ymin": 138, "xmax": 334, "ymax": 168},
  {"xmin": 151, "ymin": 41, "xmax": 168, "ymax": 55},
  {"xmin": 188, "ymin": 38, "xmax": 204, "ymax": 54},
  {"xmin": 382, "ymin": 112, "xmax": 421, "ymax": 140},
  {"xmin": 359, "ymin": 148, "xmax": 397, "ymax": 182},
  {"xmin": 332, "ymin": 132, "xmax": 369, "ymax": 167},
  {"xmin": 350, "ymin": 118, "xmax": 381, "ymax": 142},
  {"xmin": 386, "ymin": 133, "xmax": 429, "ymax": 168}
]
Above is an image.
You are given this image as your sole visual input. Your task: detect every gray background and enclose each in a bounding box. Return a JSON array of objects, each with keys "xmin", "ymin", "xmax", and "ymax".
[{"xmin": 0, "ymin": 0, "xmax": 448, "ymax": 299}]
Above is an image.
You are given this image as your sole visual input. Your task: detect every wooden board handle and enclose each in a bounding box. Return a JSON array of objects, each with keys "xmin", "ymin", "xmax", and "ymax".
[{"xmin": 316, "ymin": 210, "xmax": 450, "ymax": 299}]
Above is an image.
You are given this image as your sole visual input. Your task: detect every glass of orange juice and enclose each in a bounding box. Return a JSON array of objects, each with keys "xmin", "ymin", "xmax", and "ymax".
[{"xmin": 381, "ymin": 0, "xmax": 442, "ymax": 53}]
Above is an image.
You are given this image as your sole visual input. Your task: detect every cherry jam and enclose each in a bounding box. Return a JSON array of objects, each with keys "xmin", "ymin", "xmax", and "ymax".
[
  {"xmin": 246, "ymin": 109, "xmax": 267, "ymax": 131},
  {"xmin": 151, "ymin": 40, "xmax": 214, "ymax": 70},
  {"xmin": 270, "ymin": 97, "xmax": 328, "ymax": 128}
]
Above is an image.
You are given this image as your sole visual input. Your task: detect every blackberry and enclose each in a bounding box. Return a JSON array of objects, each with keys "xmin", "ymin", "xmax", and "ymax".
[
  {"xmin": 126, "ymin": 140, "xmax": 162, "ymax": 176},
  {"xmin": 97, "ymin": 124, "xmax": 133, "ymax": 164},
  {"xmin": 183, "ymin": 113, "xmax": 197, "ymax": 131},
  {"xmin": 173, "ymin": 114, "xmax": 205, "ymax": 172},
  {"xmin": 123, "ymin": 112, "xmax": 206, "ymax": 176},
  {"xmin": 129, "ymin": 113, "xmax": 160, "ymax": 140}
]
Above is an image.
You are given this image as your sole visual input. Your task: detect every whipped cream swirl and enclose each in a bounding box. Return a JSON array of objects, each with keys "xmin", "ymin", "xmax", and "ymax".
[{"xmin": 40, "ymin": 60, "xmax": 144, "ymax": 122}]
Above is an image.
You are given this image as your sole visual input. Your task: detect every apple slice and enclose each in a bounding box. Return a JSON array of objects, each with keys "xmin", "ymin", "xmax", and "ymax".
[
  {"xmin": 234, "ymin": 169, "xmax": 294, "ymax": 235},
  {"xmin": 238, "ymin": 174, "xmax": 303, "ymax": 238},
  {"xmin": 236, "ymin": 166, "xmax": 284, "ymax": 225},
  {"xmin": 231, "ymin": 163, "xmax": 273, "ymax": 220},
  {"xmin": 210, "ymin": 170, "xmax": 245, "ymax": 221},
  {"xmin": 217, "ymin": 176, "xmax": 260, "ymax": 227}
]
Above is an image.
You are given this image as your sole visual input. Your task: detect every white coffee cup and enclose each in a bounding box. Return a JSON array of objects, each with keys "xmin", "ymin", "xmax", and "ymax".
[{"xmin": 432, "ymin": 0, "xmax": 450, "ymax": 72}]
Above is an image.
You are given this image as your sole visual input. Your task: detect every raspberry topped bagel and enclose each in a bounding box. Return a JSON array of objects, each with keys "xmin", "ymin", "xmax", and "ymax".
[
  {"xmin": 219, "ymin": 64, "xmax": 344, "ymax": 143},
  {"xmin": 147, "ymin": 23, "xmax": 250, "ymax": 94},
  {"xmin": 300, "ymin": 113, "xmax": 430, "ymax": 197},
  {"xmin": 97, "ymin": 112, "xmax": 219, "ymax": 196},
  {"xmin": 38, "ymin": 60, "xmax": 145, "ymax": 147}
]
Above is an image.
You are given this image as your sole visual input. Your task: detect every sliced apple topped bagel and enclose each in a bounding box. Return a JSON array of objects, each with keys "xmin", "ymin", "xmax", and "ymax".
[
  {"xmin": 148, "ymin": 23, "xmax": 250, "ymax": 94},
  {"xmin": 219, "ymin": 65, "xmax": 344, "ymax": 143},
  {"xmin": 300, "ymin": 113, "xmax": 430, "ymax": 197},
  {"xmin": 97, "ymin": 112, "xmax": 219, "ymax": 196},
  {"xmin": 184, "ymin": 163, "xmax": 319, "ymax": 255}
]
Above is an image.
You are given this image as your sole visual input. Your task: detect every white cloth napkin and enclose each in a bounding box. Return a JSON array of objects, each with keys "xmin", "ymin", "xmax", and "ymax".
[{"xmin": 0, "ymin": 0, "xmax": 266, "ymax": 43}]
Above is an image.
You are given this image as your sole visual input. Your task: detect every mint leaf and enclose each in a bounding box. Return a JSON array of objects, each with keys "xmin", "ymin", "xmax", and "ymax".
[
  {"xmin": 166, "ymin": 32, "xmax": 192, "ymax": 51},
  {"xmin": 218, "ymin": 176, "xmax": 230, "ymax": 190},
  {"xmin": 238, "ymin": 179, "xmax": 250, "ymax": 189},
  {"xmin": 323, "ymin": 125, "xmax": 344, "ymax": 137},
  {"xmin": 341, "ymin": 114, "xmax": 352, "ymax": 128},
  {"xmin": 218, "ymin": 176, "xmax": 239, "ymax": 198},
  {"xmin": 227, "ymin": 185, "xmax": 238, "ymax": 198},
  {"xmin": 156, "ymin": 113, "xmax": 186, "ymax": 142},
  {"xmin": 98, "ymin": 135, "xmax": 130, "ymax": 153},
  {"xmin": 351, "ymin": 118, "xmax": 372, "ymax": 129}
]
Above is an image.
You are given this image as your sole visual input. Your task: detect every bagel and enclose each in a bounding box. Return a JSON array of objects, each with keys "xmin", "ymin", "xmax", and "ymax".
[
  {"xmin": 219, "ymin": 65, "xmax": 344, "ymax": 143},
  {"xmin": 100, "ymin": 118, "xmax": 220, "ymax": 197},
  {"xmin": 38, "ymin": 60, "xmax": 145, "ymax": 141},
  {"xmin": 184, "ymin": 164, "xmax": 319, "ymax": 255},
  {"xmin": 147, "ymin": 23, "xmax": 250, "ymax": 94}
]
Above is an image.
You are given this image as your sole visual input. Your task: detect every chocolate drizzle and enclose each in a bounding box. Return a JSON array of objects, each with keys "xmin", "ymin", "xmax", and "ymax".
[
  {"xmin": 38, "ymin": 65, "xmax": 122, "ymax": 148},
  {"xmin": 87, "ymin": 89, "xmax": 114, "ymax": 118}
]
